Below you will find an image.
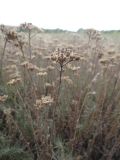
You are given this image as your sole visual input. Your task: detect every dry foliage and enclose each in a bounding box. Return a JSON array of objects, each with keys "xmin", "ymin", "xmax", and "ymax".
[{"xmin": 0, "ymin": 24, "xmax": 120, "ymax": 160}]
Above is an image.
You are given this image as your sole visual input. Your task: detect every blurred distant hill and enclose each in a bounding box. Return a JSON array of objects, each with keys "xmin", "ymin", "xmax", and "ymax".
[{"xmin": 1, "ymin": 24, "xmax": 120, "ymax": 34}]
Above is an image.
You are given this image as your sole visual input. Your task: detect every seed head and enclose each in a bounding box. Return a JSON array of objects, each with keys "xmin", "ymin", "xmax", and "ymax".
[
  {"xmin": 7, "ymin": 78, "xmax": 22, "ymax": 86},
  {"xmin": 0, "ymin": 95, "xmax": 8, "ymax": 103}
]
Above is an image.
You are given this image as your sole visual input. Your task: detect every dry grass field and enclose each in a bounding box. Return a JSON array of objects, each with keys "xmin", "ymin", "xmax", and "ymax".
[{"xmin": 0, "ymin": 23, "xmax": 120, "ymax": 160}]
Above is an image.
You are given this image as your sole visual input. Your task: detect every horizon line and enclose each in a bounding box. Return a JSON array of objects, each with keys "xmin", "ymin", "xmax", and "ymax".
[{"xmin": 1, "ymin": 23, "xmax": 120, "ymax": 32}]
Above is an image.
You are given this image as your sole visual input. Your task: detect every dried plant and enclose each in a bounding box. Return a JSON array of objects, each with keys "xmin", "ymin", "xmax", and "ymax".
[
  {"xmin": 0, "ymin": 23, "xmax": 120, "ymax": 160},
  {"xmin": 20, "ymin": 23, "xmax": 43, "ymax": 60},
  {"xmin": 51, "ymin": 48, "xmax": 80, "ymax": 94}
]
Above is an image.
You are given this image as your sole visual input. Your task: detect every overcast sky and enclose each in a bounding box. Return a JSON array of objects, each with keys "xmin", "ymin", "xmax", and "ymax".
[{"xmin": 0, "ymin": 0, "xmax": 120, "ymax": 31}]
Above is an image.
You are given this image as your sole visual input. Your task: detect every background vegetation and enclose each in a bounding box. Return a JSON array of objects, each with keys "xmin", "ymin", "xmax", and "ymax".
[{"xmin": 0, "ymin": 23, "xmax": 120, "ymax": 160}]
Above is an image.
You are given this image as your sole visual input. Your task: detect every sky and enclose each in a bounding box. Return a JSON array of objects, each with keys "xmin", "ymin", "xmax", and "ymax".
[{"xmin": 0, "ymin": 0, "xmax": 120, "ymax": 31}]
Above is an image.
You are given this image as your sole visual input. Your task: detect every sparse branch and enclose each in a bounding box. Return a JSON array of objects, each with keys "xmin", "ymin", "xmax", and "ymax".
[{"xmin": 63, "ymin": 59, "xmax": 73, "ymax": 66}]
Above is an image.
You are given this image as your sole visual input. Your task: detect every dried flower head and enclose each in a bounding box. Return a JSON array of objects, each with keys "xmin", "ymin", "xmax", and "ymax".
[
  {"xmin": 20, "ymin": 61, "xmax": 39, "ymax": 71},
  {"xmin": 6, "ymin": 30, "xmax": 17, "ymax": 41},
  {"xmin": 20, "ymin": 22, "xmax": 33, "ymax": 30},
  {"xmin": 20, "ymin": 22, "xmax": 44, "ymax": 32},
  {"xmin": 71, "ymin": 99, "xmax": 78, "ymax": 106},
  {"xmin": 0, "ymin": 95, "xmax": 8, "ymax": 102},
  {"xmin": 37, "ymin": 72, "xmax": 47, "ymax": 77},
  {"xmin": 20, "ymin": 61, "xmax": 29, "ymax": 67},
  {"xmin": 45, "ymin": 83, "xmax": 54, "ymax": 89},
  {"xmin": 41, "ymin": 95, "xmax": 54, "ymax": 105},
  {"xmin": 9, "ymin": 72, "xmax": 21, "ymax": 79},
  {"xmin": 0, "ymin": 24, "xmax": 5, "ymax": 32},
  {"xmin": 7, "ymin": 78, "xmax": 22, "ymax": 86},
  {"xmin": 27, "ymin": 63, "xmax": 39, "ymax": 71},
  {"xmin": 61, "ymin": 76, "xmax": 73, "ymax": 85},
  {"xmin": 99, "ymin": 58, "xmax": 110, "ymax": 65},
  {"xmin": 51, "ymin": 48, "xmax": 80, "ymax": 66},
  {"xmin": 47, "ymin": 65, "xmax": 55, "ymax": 71},
  {"xmin": 107, "ymin": 51, "xmax": 115, "ymax": 55},
  {"xmin": 44, "ymin": 83, "xmax": 55, "ymax": 95},
  {"xmin": 5, "ymin": 65, "xmax": 17, "ymax": 70},
  {"xmin": 86, "ymin": 29, "xmax": 102, "ymax": 41},
  {"xmin": 35, "ymin": 95, "xmax": 54, "ymax": 109},
  {"xmin": 68, "ymin": 65, "xmax": 80, "ymax": 72}
]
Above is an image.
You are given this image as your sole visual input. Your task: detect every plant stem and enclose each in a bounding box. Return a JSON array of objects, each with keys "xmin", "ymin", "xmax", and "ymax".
[
  {"xmin": 28, "ymin": 29, "xmax": 32, "ymax": 60},
  {"xmin": 0, "ymin": 38, "xmax": 7, "ymax": 81},
  {"xmin": 58, "ymin": 64, "xmax": 63, "ymax": 95}
]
